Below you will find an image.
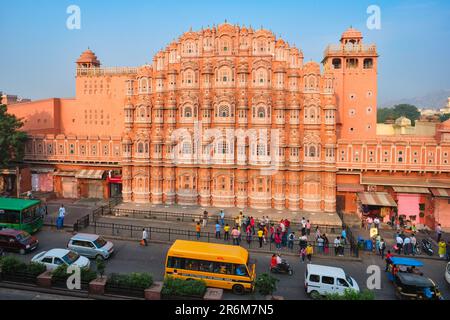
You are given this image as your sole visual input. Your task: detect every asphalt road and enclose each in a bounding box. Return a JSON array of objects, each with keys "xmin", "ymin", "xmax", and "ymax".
[{"xmin": 2, "ymin": 229, "xmax": 450, "ymax": 300}]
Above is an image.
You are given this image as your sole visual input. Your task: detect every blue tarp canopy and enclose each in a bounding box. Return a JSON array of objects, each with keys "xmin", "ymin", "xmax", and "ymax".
[{"xmin": 390, "ymin": 257, "xmax": 424, "ymax": 267}]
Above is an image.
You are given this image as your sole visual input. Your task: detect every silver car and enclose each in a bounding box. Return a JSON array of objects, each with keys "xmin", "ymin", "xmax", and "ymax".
[{"xmin": 67, "ymin": 233, "xmax": 114, "ymax": 260}]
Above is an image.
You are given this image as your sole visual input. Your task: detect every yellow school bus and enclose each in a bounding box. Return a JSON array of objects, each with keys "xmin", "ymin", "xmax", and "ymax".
[{"xmin": 165, "ymin": 240, "xmax": 256, "ymax": 294}]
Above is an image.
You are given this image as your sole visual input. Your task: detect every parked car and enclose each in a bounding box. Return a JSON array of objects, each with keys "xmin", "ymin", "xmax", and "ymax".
[
  {"xmin": 0, "ymin": 228, "xmax": 39, "ymax": 255},
  {"xmin": 67, "ymin": 233, "xmax": 114, "ymax": 260},
  {"xmin": 445, "ymin": 262, "xmax": 450, "ymax": 285},
  {"xmin": 305, "ymin": 264, "xmax": 359, "ymax": 298},
  {"xmin": 31, "ymin": 249, "xmax": 90, "ymax": 271}
]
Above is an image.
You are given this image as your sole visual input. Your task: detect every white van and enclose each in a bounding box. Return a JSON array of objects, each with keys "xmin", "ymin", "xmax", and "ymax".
[{"xmin": 305, "ymin": 264, "xmax": 359, "ymax": 298}]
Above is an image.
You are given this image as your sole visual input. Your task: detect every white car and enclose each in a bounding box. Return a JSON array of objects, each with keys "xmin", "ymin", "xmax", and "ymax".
[
  {"xmin": 305, "ymin": 264, "xmax": 360, "ymax": 298},
  {"xmin": 31, "ymin": 248, "xmax": 91, "ymax": 271},
  {"xmin": 445, "ymin": 262, "xmax": 450, "ymax": 285}
]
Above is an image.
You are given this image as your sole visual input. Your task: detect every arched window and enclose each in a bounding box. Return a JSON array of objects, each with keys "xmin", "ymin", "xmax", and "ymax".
[
  {"xmin": 332, "ymin": 58, "xmax": 342, "ymax": 69},
  {"xmin": 137, "ymin": 142, "xmax": 144, "ymax": 153},
  {"xmin": 363, "ymin": 58, "xmax": 373, "ymax": 69},
  {"xmin": 217, "ymin": 67, "xmax": 232, "ymax": 83},
  {"xmin": 184, "ymin": 106, "xmax": 192, "ymax": 117},
  {"xmin": 257, "ymin": 107, "xmax": 266, "ymax": 118},
  {"xmin": 257, "ymin": 143, "xmax": 266, "ymax": 156},
  {"xmin": 309, "ymin": 108, "xmax": 316, "ymax": 119},
  {"xmin": 256, "ymin": 68, "xmax": 268, "ymax": 85},
  {"xmin": 183, "ymin": 70, "xmax": 195, "ymax": 84},
  {"xmin": 309, "ymin": 146, "xmax": 316, "ymax": 157},
  {"xmin": 182, "ymin": 141, "xmax": 192, "ymax": 155},
  {"xmin": 139, "ymin": 78, "xmax": 149, "ymax": 93},
  {"xmin": 217, "ymin": 141, "xmax": 229, "ymax": 154},
  {"xmin": 218, "ymin": 105, "xmax": 230, "ymax": 117}
]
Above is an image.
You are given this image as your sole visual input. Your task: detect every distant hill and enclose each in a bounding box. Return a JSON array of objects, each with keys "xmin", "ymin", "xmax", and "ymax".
[{"xmin": 380, "ymin": 89, "xmax": 450, "ymax": 109}]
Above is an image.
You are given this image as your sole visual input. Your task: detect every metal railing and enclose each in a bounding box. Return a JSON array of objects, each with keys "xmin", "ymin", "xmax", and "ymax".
[{"xmin": 88, "ymin": 221, "xmax": 356, "ymax": 257}]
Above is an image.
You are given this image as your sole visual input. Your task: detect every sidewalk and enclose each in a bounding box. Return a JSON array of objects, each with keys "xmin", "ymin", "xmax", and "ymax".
[{"xmin": 115, "ymin": 202, "xmax": 342, "ymax": 226}]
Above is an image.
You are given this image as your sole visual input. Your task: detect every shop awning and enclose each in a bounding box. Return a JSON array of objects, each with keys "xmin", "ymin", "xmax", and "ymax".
[
  {"xmin": 392, "ymin": 186, "xmax": 431, "ymax": 194},
  {"xmin": 75, "ymin": 169, "xmax": 105, "ymax": 180},
  {"xmin": 53, "ymin": 171, "xmax": 76, "ymax": 177},
  {"xmin": 31, "ymin": 167, "xmax": 55, "ymax": 174},
  {"xmin": 357, "ymin": 192, "xmax": 397, "ymax": 207},
  {"xmin": 337, "ymin": 184, "xmax": 365, "ymax": 192},
  {"xmin": 430, "ymin": 188, "xmax": 450, "ymax": 198}
]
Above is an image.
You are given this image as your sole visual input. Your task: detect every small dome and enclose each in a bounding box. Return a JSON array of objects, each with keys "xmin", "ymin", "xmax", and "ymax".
[
  {"xmin": 76, "ymin": 49, "xmax": 100, "ymax": 65},
  {"xmin": 341, "ymin": 27, "xmax": 363, "ymax": 40},
  {"xmin": 395, "ymin": 116, "xmax": 412, "ymax": 127}
]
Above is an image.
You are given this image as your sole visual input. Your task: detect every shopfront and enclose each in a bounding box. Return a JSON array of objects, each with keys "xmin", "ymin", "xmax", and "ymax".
[
  {"xmin": 357, "ymin": 192, "xmax": 397, "ymax": 223},
  {"xmin": 107, "ymin": 176, "xmax": 122, "ymax": 198},
  {"xmin": 430, "ymin": 188, "xmax": 450, "ymax": 228},
  {"xmin": 31, "ymin": 167, "xmax": 55, "ymax": 192},
  {"xmin": 392, "ymin": 187, "xmax": 431, "ymax": 225},
  {"xmin": 76, "ymin": 170, "xmax": 106, "ymax": 199}
]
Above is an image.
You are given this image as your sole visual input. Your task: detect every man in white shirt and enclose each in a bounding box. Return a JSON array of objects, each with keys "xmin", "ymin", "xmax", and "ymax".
[
  {"xmin": 411, "ymin": 235, "xmax": 417, "ymax": 255},
  {"xmin": 374, "ymin": 217, "xmax": 380, "ymax": 229},
  {"xmin": 57, "ymin": 205, "xmax": 66, "ymax": 230},
  {"xmin": 403, "ymin": 236, "xmax": 411, "ymax": 255},
  {"xmin": 334, "ymin": 236, "xmax": 341, "ymax": 256},
  {"xmin": 396, "ymin": 234, "xmax": 404, "ymax": 254},
  {"xmin": 142, "ymin": 228, "xmax": 148, "ymax": 246}
]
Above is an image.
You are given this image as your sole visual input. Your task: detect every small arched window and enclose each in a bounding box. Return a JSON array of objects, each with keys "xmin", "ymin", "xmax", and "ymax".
[
  {"xmin": 218, "ymin": 105, "xmax": 230, "ymax": 117},
  {"xmin": 218, "ymin": 141, "xmax": 229, "ymax": 154},
  {"xmin": 257, "ymin": 107, "xmax": 266, "ymax": 118},
  {"xmin": 332, "ymin": 58, "xmax": 342, "ymax": 69},
  {"xmin": 182, "ymin": 142, "xmax": 192, "ymax": 155},
  {"xmin": 184, "ymin": 106, "xmax": 192, "ymax": 118},
  {"xmin": 363, "ymin": 58, "xmax": 373, "ymax": 69},
  {"xmin": 309, "ymin": 146, "xmax": 316, "ymax": 157},
  {"xmin": 137, "ymin": 142, "xmax": 144, "ymax": 153},
  {"xmin": 257, "ymin": 143, "xmax": 266, "ymax": 156}
]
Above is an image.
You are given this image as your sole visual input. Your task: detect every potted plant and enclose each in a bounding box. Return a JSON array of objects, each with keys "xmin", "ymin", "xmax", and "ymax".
[
  {"xmin": 254, "ymin": 273, "xmax": 280, "ymax": 300},
  {"xmin": 51, "ymin": 264, "xmax": 97, "ymax": 290},
  {"xmin": 88, "ymin": 257, "xmax": 108, "ymax": 296}
]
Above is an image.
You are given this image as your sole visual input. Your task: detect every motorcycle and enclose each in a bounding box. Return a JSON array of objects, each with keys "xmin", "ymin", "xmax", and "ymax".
[
  {"xmin": 421, "ymin": 238, "xmax": 434, "ymax": 256},
  {"xmin": 270, "ymin": 259, "xmax": 293, "ymax": 276}
]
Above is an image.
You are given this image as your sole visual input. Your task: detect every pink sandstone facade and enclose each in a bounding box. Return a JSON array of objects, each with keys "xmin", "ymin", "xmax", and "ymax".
[{"xmin": 5, "ymin": 24, "xmax": 450, "ymax": 227}]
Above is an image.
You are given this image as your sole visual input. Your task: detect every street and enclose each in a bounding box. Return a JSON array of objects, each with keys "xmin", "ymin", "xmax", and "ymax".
[{"xmin": 2, "ymin": 228, "xmax": 449, "ymax": 300}]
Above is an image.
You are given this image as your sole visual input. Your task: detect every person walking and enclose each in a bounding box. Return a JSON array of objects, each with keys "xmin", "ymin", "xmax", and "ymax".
[
  {"xmin": 379, "ymin": 238, "xmax": 386, "ymax": 259},
  {"xmin": 317, "ymin": 235, "xmax": 324, "ymax": 254},
  {"xmin": 219, "ymin": 210, "xmax": 225, "ymax": 226},
  {"xmin": 366, "ymin": 216, "xmax": 373, "ymax": 230},
  {"xmin": 57, "ymin": 204, "xmax": 66, "ymax": 230},
  {"xmin": 250, "ymin": 216, "xmax": 255, "ymax": 235},
  {"xmin": 269, "ymin": 224, "xmax": 275, "ymax": 243},
  {"xmin": 299, "ymin": 234, "xmax": 308, "ymax": 251},
  {"xmin": 224, "ymin": 224, "xmax": 230, "ymax": 241},
  {"xmin": 436, "ymin": 224, "xmax": 443, "ymax": 243},
  {"xmin": 195, "ymin": 222, "xmax": 201, "ymax": 240},
  {"xmin": 438, "ymin": 240, "xmax": 447, "ymax": 259},
  {"xmin": 341, "ymin": 228, "xmax": 347, "ymax": 245},
  {"xmin": 315, "ymin": 226, "xmax": 321, "ymax": 240},
  {"xmin": 411, "ymin": 234, "xmax": 417, "ymax": 256},
  {"xmin": 215, "ymin": 221, "xmax": 221, "ymax": 239},
  {"xmin": 403, "ymin": 236, "xmax": 411, "ymax": 255},
  {"xmin": 305, "ymin": 244, "xmax": 313, "ymax": 263},
  {"xmin": 246, "ymin": 225, "xmax": 252, "ymax": 245},
  {"xmin": 231, "ymin": 227, "xmax": 240, "ymax": 245},
  {"xmin": 141, "ymin": 228, "xmax": 148, "ymax": 246},
  {"xmin": 306, "ymin": 220, "xmax": 311, "ymax": 236},
  {"xmin": 334, "ymin": 236, "xmax": 341, "ymax": 256},
  {"xmin": 385, "ymin": 250, "xmax": 393, "ymax": 272},
  {"xmin": 288, "ymin": 231, "xmax": 295, "ymax": 250},
  {"xmin": 374, "ymin": 217, "xmax": 380, "ymax": 230},
  {"xmin": 395, "ymin": 233, "xmax": 404, "ymax": 254},
  {"xmin": 274, "ymin": 232, "xmax": 282, "ymax": 249},
  {"xmin": 300, "ymin": 217, "xmax": 306, "ymax": 236},
  {"xmin": 202, "ymin": 210, "xmax": 208, "ymax": 228},
  {"xmin": 300, "ymin": 247, "xmax": 306, "ymax": 263},
  {"xmin": 257, "ymin": 228, "xmax": 264, "ymax": 248}
]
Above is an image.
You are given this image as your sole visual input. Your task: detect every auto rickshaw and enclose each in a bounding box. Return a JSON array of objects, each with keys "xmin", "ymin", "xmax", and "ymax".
[
  {"xmin": 386, "ymin": 257, "xmax": 443, "ymax": 300},
  {"xmin": 386, "ymin": 257, "xmax": 424, "ymax": 282},
  {"xmin": 394, "ymin": 273, "xmax": 443, "ymax": 300}
]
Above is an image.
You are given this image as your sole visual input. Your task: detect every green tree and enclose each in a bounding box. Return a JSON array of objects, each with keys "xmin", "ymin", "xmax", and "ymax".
[
  {"xmin": 377, "ymin": 104, "xmax": 420, "ymax": 125},
  {"xmin": 440, "ymin": 114, "xmax": 450, "ymax": 122},
  {"xmin": 0, "ymin": 104, "xmax": 28, "ymax": 167}
]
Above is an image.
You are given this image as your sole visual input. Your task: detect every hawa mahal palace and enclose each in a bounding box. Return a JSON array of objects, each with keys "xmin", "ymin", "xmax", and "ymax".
[{"xmin": 4, "ymin": 24, "xmax": 450, "ymax": 227}]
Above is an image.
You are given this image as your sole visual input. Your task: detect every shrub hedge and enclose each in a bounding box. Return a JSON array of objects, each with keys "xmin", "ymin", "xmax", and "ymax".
[
  {"xmin": 107, "ymin": 272, "xmax": 153, "ymax": 289},
  {"xmin": 161, "ymin": 276, "xmax": 206, "ymax": 297}
]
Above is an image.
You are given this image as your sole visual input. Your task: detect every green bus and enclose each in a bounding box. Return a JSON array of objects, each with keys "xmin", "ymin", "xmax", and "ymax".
[{"xmin": 0, "ymin": 198, "xmax": 44, "ymax": 234}]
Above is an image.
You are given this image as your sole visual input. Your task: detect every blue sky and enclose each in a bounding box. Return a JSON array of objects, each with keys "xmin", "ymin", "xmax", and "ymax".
[{"xmin": 0, "ymin": 0, "xmax": 449, "ymax": 105}]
